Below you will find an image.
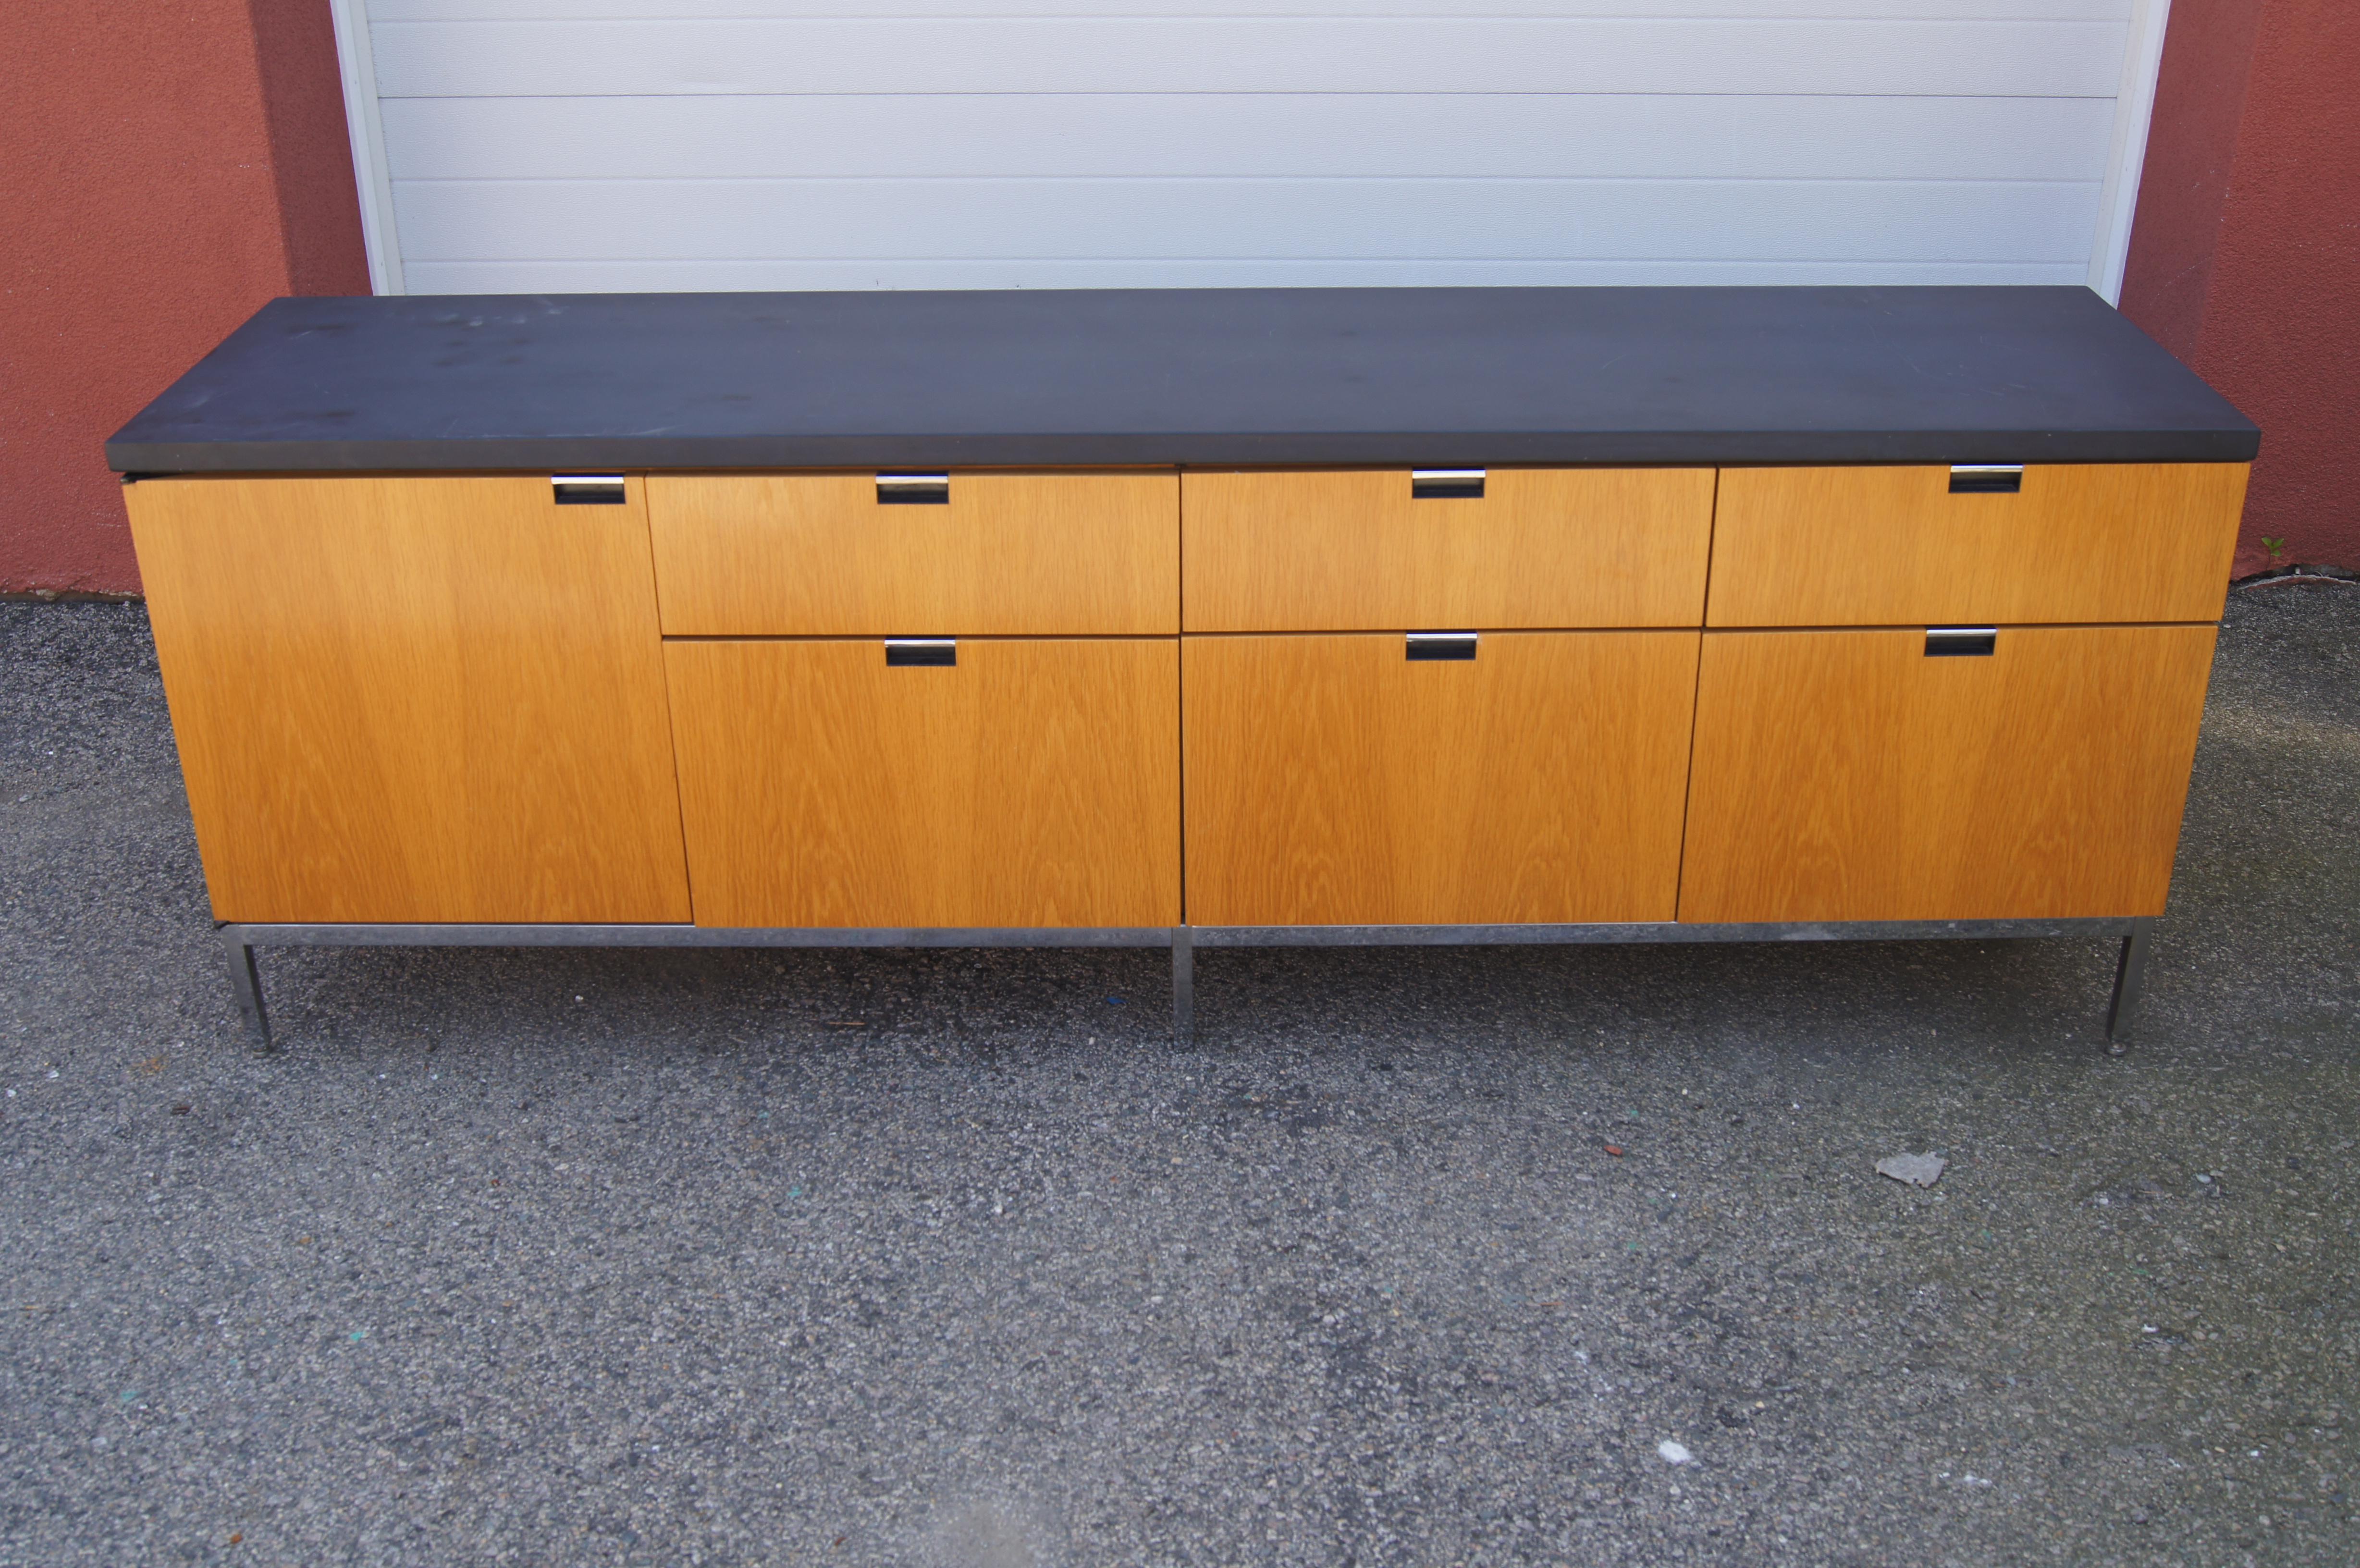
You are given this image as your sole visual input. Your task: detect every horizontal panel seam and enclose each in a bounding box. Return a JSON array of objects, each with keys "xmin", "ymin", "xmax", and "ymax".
[
  {"xmin": 389, "ymin": 175, "xmax": 2108, "ymax": 185},
  {"xmin": 377, "ymin": 91, "xmax": 2128, "ymax": 103},
  {"xmin": 1180, "ymin": 623, "xmax": 1699, "ymax": 628},
  {"xmin": 662, "ymin": 632, "xmax": 1186, "ymax": 641},
  {"xmin": 381, "ymin": 95, "xmax": 2132, "ymax": 104},
  {"xmin": 405, "ymin": 254, "xmax": 2102, "ymax": 263},
  {"xmin": 1697, "ymin": 620, "xmax": 2221, "ymax": 632}
]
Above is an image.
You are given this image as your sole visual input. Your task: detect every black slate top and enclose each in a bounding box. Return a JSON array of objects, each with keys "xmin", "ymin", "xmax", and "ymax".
[{"xmin": 106, "ymin": 286, "xmax": 2258, "ymax": 473}]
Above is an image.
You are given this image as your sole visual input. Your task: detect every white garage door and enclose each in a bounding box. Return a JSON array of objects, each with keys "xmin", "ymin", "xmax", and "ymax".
[{"xmin": 330, "ymin": 1, "xmax": 2172, "ymax": 300}]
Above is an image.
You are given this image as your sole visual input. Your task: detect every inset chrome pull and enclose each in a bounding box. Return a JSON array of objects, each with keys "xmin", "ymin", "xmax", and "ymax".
[
  {"xmin": 552, "ymin": 474, "xmax": 626, "ymax": 505},
  {"xmin": 885, "ymin": 638, "xmax": 956, "ymax": 667},
  {"xmin": 877, "ymin": 473, "xmax": 949, "ymax": 505},
  {"xmin": 1925, "ymin": 627, "xmax": 1997, "ymax": 657},
  {"xmin": 1406, "ymin": 632, "xmax": 1478, "ymax": 662},
  {"xmin": 1412, "ymin": 469, "xmax": 1485, "ymax": 500},
  {"xmin": 1948, "ymin": 464, "xmax": 2023, "ymax": 495}
]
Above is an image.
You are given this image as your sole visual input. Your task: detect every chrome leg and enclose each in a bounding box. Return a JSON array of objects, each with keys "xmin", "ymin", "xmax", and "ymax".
[
  {"xmin": 222, "ymin": 927, "xmax": 271, "ymax": 1049},
  {"xmin": 1172, "ymin": 926, "xmax": 1194, "ymax": 1045},
  {"xmin": 2105, "ymin": 919, "xmax": 2154, "ymax": 1050}
]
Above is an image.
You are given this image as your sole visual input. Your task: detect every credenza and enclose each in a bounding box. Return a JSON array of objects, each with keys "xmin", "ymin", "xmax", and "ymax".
[{"xmin": 106, "ymin": 287, "xmax": 2259, "ymax": 1049}]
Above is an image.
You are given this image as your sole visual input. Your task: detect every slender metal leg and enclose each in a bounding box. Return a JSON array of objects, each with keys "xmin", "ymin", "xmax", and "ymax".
[
  {"xmin": 221, "ymin": 927, "xmax": 272, "ymax": 1049},
  {"xmin": 1172, "ymin": 926, "xmax": 1194, "ymax": 1045},
  {"xmin": 2105, "ymin": 919, "xmax": 2154, "ymax": 1050}
]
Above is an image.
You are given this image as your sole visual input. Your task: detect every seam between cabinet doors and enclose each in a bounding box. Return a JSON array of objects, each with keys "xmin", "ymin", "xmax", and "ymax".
[
  {"xmin": 1177, "ymin": 468, "xmax": 1188, "ymax": 928},
  {"xmin": 634, "ymin": 469, "xmax": 701, "ymax": 925},
  {"xmin": 1670, "ymin": 467, "xmax": 1721, "ymax": 921}
]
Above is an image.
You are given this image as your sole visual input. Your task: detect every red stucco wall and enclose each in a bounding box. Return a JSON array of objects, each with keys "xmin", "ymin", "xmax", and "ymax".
[
  {"xmin": 0, "ymin": 0, "xmax": 366, "ymax": 596},
  {"xmin": 2123, "ymin": 0, "xmax": 2360, "ymax": 573},
  {"xmin": 2117, "ymin": 0, "xmax": 2265, "ymax": 365}
]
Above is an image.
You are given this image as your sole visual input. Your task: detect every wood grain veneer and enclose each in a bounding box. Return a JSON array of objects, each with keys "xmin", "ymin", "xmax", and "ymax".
[
  {"xmin": 647, "ymin": 470, "xmax": 1178, "ymax": 636},
  {"xmin": 1181, "ymin": 467, "xmax": 1715, "ymax": 631},
  {"xmin": 665, "ymin": 637, "xmax": 1180, "ymax": 928},
  {"xmin": 1183, "ymin": 631, "xmax": 1698, "ymax": 925},
  {"xmin": 1707, "ymin": 463, "xmax": 2249, "ymax": 626},
  {"xmin": 1678, "ymin": 625, "xmax": 2219, "ymax": 922},
  {"xmin": 125, "ymin": 475, "xmax": 691, "ymax": 923}
]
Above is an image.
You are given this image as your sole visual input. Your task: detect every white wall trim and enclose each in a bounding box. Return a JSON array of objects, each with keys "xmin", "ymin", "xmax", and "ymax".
[
  {"xmin": 327, "ymin": 0, "xmax": 405, "ymax": 295},
  {"xmin": 2088, "ymin": 0, "xmax": 2174, "ymax": 304}
]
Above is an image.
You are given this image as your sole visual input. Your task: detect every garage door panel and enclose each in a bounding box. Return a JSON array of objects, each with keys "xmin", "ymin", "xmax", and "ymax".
[
  {"xmin": 401, "ymin": 257, "xmax": 2095, "ymax": 294},
  {"xmin": 371, "ymin": 18, "xmax": 2129, "ymax": 99},
  {"xmin": 393, "ymin": 178, "xmax": 2102, "ymax": 265},
  {"xmin": 379, "ymin": 93, "xmax": 2115, "ymax": 184}
]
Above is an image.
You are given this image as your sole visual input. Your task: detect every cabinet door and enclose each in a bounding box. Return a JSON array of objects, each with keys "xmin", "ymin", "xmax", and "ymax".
[
  {"xmin": 1679, "ymin": 626, "xmax": 2218, "ymax": 922},
  {"xmin": 1183, "ymin": 467, "xmax": 1713, "ymax": 631},
  {"xmin": 126, "ymin": 476, "xmax": 691, "ymax": 923},
  {"xmin": 1708, "ymin": 464, "xmax": 2248, "ymax": 626},
  {"xmin": 1184, "ymin": 632, "xmax": 1698, "ymax": 926},
  {"xmin": 665, "ymin": 638, "xmax": 1180, "ymax": 928},
  {"xmin": 647, "ymin": 470, "xmax": 1178, "ymax": 636}
]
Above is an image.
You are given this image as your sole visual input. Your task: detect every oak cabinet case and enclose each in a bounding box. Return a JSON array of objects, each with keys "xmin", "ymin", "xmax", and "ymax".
[{"xmin": 105, "ymin": 285, "xmax": 2260, "ymax": 1043}]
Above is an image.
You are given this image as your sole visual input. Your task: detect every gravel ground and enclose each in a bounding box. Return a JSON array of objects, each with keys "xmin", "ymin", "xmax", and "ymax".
[{"xmin": 1, "ymin": 590, "xmax": 2354, "ymax": 1568}]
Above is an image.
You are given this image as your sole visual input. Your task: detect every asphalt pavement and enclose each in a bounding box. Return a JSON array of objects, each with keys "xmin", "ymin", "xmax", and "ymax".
[{"xmin": 1, "ymin": 588, "xmax": 2354, "ymax": 1567}]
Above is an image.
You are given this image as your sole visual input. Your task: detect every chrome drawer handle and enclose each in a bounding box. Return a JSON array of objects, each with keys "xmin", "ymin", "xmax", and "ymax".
[
  {"xmin": 551, "ymin": 474, "xmax": 625, "ymax": 505},
  {"xmin": 1406, "ymin": 632, "xmax": 1478, "ymax": 662},
  {"xmin": 1925, "ymin": 627, "xmax": 1997, "ymax": 657},
  {"xmin": 1412, "ymin": 469, "xmax": 1485, "ymax": 500},
  {"xmin": 885, "ymin": 638, "xmax": 955, "ymax": 667},
  {"xmin": 877, "ymin": 473, "xmax": 949, "ymax": 505},
  {"xmin": 1948, "ymin": 464, "xmax": 2023, "ymax": 495}
]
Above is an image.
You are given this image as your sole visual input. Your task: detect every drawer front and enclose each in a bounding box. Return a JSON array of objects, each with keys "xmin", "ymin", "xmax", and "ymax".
[
  {"xmin": 1708, "ymin": 463, "xmax": 2248, "ymax": 626},
  {"xmin": 1183, "ymin": 631, "xmax": 1698, "ymax": 926},
  {"xmin": 1182, "ymin": 467, "xmax": 1714, "ymax": 631},
  {"xmin": 665, "ymin": 637, "xmax": 1180, "ymax": 928},
  {"xmin": 1678, "ymin": 625, "xmax": 2218, "ymax": 923},
  {"xmin": 127, "ymin": 475, "xmax": 690, "ymax": 924},
  {"xmin": 647, "ymin": 470, "xmax": 1179, "ymax": 636}
]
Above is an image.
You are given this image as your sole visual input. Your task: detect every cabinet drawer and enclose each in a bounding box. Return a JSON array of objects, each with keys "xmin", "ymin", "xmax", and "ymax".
[
  {"xmin": 1678, "ymin": 625, "xmax": 2218, "ymax": 922},
  {"xmin": 1182, "ymin": 468, "xmax": 1714, "ymax": 631},
  {"xmin": 1708, "ymin": 463, "xmax": 2248, "ymax": 626},
  {"xmin": 647, "ymin": 470, "xmax": 1178, "ymax": 635},
  {"xmin": 665, "ymin": 637, "xmax": 1180, "ymax": 928},
  {"xmin": 126, "ymin": 475, "xmax": 690, "ymax": 924},
  {"xmin": 1183, "ymin": 631, "xmax": 1698, "ymax": 926}
]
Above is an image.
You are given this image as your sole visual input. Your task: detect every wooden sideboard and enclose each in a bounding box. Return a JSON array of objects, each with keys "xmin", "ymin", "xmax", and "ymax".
[{"xmin": 107, "ymin": 287, "xmax": 2260, "ymax": 1047}]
